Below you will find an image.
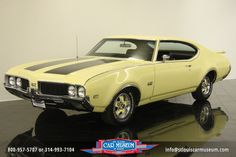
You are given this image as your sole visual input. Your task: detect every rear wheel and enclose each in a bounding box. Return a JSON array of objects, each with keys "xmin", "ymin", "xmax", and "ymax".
[
  {"xmin": 192, "ymin": 75, "xmax": 213, "ymax": 100},
  {"xmin": 193, "ymin": 101, "xmax": 214, "ymax": 131},
  {"xmin": 102, "ymin": 89, "xmax": 136, "ymax": 125}
]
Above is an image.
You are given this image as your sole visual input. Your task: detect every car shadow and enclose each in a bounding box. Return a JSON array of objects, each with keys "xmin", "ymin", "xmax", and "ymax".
[{"xmin": 6, "ymin": 100, "xmax": 228, "ymax": 157}]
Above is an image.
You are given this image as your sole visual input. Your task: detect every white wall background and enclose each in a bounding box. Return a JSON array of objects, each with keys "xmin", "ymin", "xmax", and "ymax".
[{"xmin": 0, "ymin": 0, "xmax": 236, "ymax": 101}]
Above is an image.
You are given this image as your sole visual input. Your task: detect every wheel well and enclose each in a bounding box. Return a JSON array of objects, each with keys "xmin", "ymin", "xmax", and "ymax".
[
  {"xmin": 207, "ymin": 70, "xmax": 217, "ymax": 83},
  {"xmin": 123, "ymin": 86, "xmax": 141, "ymax": 106}
]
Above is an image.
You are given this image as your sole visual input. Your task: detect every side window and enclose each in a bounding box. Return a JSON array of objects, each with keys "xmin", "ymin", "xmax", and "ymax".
[{"xmin": 157, "ymin": 41, "xmax": 197, "ymax": 61}]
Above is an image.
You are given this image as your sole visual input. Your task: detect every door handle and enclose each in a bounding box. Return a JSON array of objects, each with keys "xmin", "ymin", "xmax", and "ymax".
[{"xmin": 185, "ymin": 64, "xmax": 192, "ymax": 67}]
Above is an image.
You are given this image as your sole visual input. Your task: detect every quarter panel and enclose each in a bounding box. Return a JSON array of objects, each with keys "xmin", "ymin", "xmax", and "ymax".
[
  {"xmin": 197, "ymin": 49, "xmax": 230, "ymax": 83},
  {"xmin": 213, "ymin": 53, "xmax": 231, "ymax": 81}
]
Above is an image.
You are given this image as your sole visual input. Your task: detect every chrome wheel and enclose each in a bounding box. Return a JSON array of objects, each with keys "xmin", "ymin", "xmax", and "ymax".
[
  {"xmin": 199, "ymin": 106, "xmax": 210, "ymax": 124},
  {"xmin": 102, "ymin": 89, "xmax": 137, "ymax": 125},
  {"xmin": 192, "ymin": 75, "xmax": 213, "ymax": 100},
  {"xmin": 201, "ymin": 77, "xmax": 211, "ymax": 95},
  {"xmin": 113, "ymin": 93, "xmax": 132, "ymax": 120},
  {"xmin": 116, "ymin": 131, "xmax": 131, "ymax": 139}
]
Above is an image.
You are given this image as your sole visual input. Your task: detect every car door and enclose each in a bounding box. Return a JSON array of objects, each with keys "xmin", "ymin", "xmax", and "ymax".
[{"xmin": 152, "ymin": 40, "xmax": 200, "ymax": 98}]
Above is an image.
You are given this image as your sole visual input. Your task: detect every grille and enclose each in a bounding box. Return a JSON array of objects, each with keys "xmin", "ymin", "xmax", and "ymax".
[
  {"xmin": 39, "ymin": 82, "xmax": 69, "ymax": 96},
  {"xmin": 21, "ymin": 79, "xmax": 29, "ymax": 91}
]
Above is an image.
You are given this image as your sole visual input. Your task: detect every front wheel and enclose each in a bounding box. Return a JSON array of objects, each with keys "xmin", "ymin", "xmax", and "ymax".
[
  {"xmin": 102, "ymin": 89, "xmax": 136, "ymax": 125},
  {"xmin": 192, "ymin": 75, "xmax": 213, "ymax": 100}
]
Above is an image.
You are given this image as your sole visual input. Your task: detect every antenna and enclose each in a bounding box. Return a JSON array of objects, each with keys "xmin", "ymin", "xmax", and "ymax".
[{"xmin": 76, "ymin": 35, "xmax": 79, "ymax": 60}]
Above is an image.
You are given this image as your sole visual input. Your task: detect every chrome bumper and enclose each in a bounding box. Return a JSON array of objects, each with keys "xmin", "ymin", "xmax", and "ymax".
[{"xmin": 4, "ymin": 84, "xmax": 94, "ymax": 112}]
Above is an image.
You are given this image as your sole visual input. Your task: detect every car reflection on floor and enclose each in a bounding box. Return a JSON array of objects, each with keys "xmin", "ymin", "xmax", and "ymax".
[{"xmin": 6, "ymin": 100, "xmax": 228, "ymax": 157}]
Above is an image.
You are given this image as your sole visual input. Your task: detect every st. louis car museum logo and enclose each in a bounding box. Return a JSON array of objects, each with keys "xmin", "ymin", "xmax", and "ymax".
[{"xmin": 81, "ymin": 138, "xmax": 158, "ymax": 155}]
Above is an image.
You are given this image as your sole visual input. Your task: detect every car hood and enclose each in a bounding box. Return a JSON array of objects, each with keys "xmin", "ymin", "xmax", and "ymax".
[{"xmin": 7, "ymin": 56, "xmax": 150, "ymax": 86}]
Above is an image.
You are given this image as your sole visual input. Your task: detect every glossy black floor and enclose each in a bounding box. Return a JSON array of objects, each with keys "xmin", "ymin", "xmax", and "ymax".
[{"xmin": 1, "ymin": 79, "xmax": 236, "ymax": 157}]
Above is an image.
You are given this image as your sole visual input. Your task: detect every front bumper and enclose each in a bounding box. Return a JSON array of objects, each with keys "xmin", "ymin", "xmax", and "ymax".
[{"xmin": 4, "ymin": 84, "xmax": 94, "ymax": 112}]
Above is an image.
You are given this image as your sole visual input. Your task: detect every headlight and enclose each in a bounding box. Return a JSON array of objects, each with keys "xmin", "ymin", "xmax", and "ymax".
[
  {"xmin": 9, "ymin": 76, "xmax": 15, "ymax": 86},
  {"xmin": 16, "ymin": 78, "xmax": 22, "ymax": 87},
  {"xmin": 68, "ymin": 85, "xmax": 76, "ymax": 97},
  {"xmin": 78, "ymin": 86, "xmax": 86, "ymax": 98}
]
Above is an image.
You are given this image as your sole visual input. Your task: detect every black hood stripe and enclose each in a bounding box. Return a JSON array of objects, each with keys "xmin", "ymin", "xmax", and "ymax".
[
  {"xmin": 25, "ymin": 58, "xmax": 77, "ymax": 71},
  {"xmin": 45, "ymin": 59, "xmax": 119, "ymax": 75},
  {"xmin": 25, "ymin": 57, "xmax": 92, "ymax": 71}
]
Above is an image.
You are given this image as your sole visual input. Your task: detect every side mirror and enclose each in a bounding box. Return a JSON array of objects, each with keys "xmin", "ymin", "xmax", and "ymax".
[{"xmin": 162, "ymin": 54, "xmax": 170, "ymax": 63}]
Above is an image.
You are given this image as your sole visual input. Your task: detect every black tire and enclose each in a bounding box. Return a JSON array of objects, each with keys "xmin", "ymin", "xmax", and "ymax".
[
  {"xmin": 193, "ymin": 101, "xmax": 214, "ymax": 131},
  {"xmin": 102, "ymin": 89, "xmax": 136, "ymax": 126},
  {"xmin": 192, "ymin": 75, "xmax": 213, "ymax": 100}
]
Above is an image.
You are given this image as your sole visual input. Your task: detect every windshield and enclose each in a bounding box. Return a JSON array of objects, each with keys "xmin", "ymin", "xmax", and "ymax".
[{"xmin": 88, "ymin": 39, "xmax": 156, "ymax": 61}]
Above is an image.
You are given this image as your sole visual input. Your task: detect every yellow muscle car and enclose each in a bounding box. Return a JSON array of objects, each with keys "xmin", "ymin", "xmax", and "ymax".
[{"xmin": 4, "ymin": 36, "xmax": 231, "ymax": 125}]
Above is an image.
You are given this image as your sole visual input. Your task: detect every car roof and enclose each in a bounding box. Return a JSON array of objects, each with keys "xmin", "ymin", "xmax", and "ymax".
[{"xmin": 105, "ymin": 35, "xmax": 199, "ymax": 45}]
